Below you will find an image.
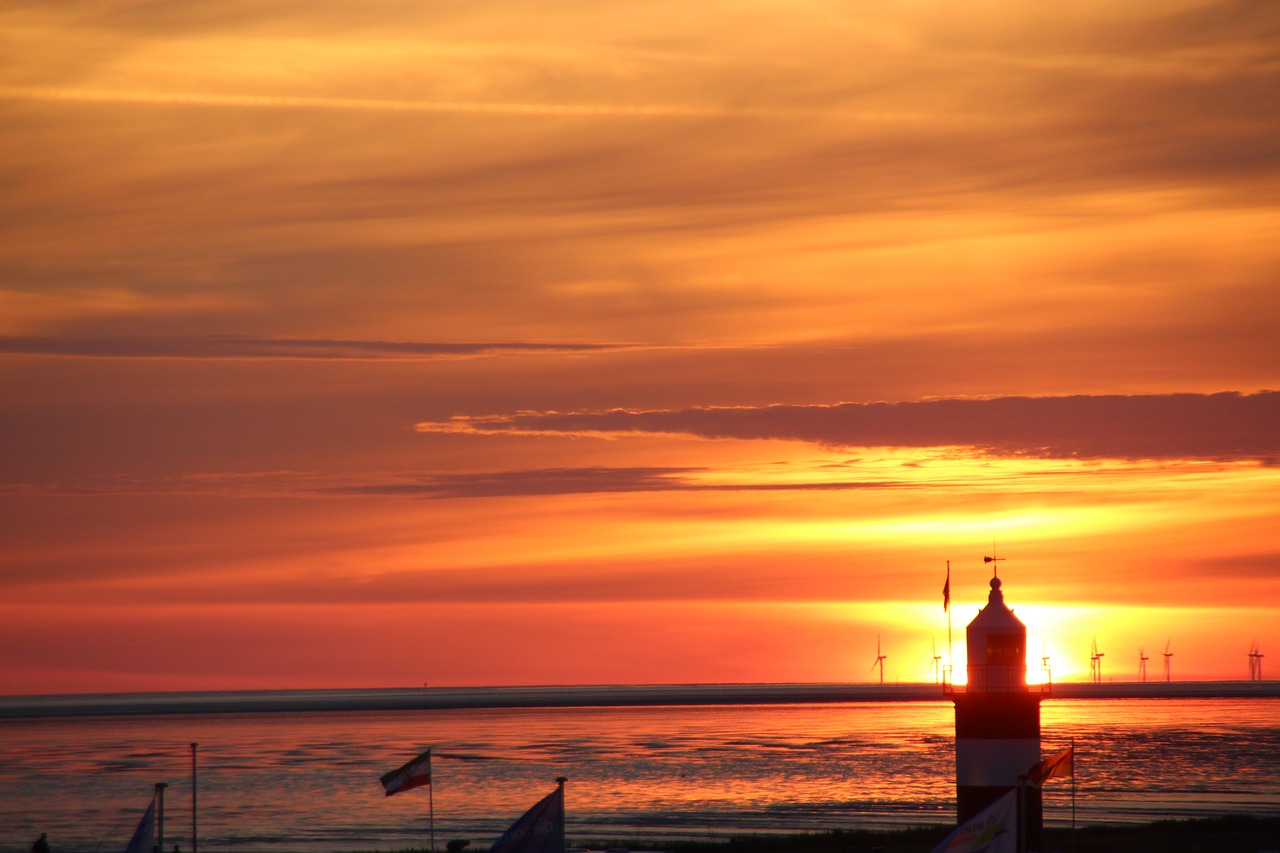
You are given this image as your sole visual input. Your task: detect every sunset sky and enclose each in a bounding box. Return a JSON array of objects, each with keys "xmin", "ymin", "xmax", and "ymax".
[{"xmin": 3, "ymin": 0, "xmax": 1278, "ymax": 694}]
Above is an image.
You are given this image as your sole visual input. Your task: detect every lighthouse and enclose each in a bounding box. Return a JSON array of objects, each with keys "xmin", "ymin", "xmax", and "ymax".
[{"xmin": 950, "ymin": 571, "xmax": 1043, "ymax": 851}]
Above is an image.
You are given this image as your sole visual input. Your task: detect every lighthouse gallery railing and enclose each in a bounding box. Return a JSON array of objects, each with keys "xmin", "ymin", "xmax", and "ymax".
[{"xmin": 943, "ymin": 665, "xmax": 1053, "ymax": 695}]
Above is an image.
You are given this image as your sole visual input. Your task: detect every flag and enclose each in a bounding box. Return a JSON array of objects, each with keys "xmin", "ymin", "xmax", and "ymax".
[
  {"xmin": 943, "ymin": 566, "xmax": 951, "ymax": 612},
  {"xmin": 122, "ymin": 796, "xmax": 156, "ymax": 853},
  {"xmin": 489, "ymin": 780, "xmax": 566, "ymax": 853},
  {"xmin": 928, "ymin": 788, "xmax": 1016, "ymax": 853},
  {"xmin": 381, "ymin": 748, "xmax": 432, "ymax": 796},
  {"xmin": 1026, "ymin": 745, "xmax": 1074, "ymax": 786}
]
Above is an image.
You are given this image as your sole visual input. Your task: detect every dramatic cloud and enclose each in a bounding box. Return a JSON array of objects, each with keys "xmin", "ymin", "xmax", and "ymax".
[{"xmin": 422, "ymin": 392, "xmax": 1280, "ymax": 460}]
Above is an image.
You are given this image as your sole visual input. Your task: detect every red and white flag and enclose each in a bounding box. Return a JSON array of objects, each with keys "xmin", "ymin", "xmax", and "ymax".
[
  {"xmin": 1026, "ymin": 745, "xmax": 1074, "ymax": 786},
  {"xmin": 381, "ymin": 748, "xmax": 432, "ymax": 796}
]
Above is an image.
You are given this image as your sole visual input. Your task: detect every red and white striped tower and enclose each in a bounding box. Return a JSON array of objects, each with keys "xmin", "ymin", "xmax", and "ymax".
[{"xmin": 951, "ymin": 572, "xmax": 1043, "ymax": 851}]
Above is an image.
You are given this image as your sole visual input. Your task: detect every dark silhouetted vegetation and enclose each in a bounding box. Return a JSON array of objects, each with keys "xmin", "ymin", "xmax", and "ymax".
[
  {"xmin": 360, "ymin": 815, "xmax": 1280, "ymax": 853},
  {"xmin": 571, "ymin": 814, "xmax": 1280, "ymax": 853}
]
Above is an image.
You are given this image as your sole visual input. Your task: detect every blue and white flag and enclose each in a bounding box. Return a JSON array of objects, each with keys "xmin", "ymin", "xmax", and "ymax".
[
  {"xmin": 489, "ymin": 780, "xmax": 565, "ymax": 853},
  {"xmin": 122, "ymin": 795, "xmax": 156, "ymax": 853},
  {"xmin": 928, "ymin": 788, "xmax": 1016, "ymax": 853}
]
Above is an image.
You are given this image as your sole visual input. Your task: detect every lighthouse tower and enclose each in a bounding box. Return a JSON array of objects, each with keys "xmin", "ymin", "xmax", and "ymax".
[{"xmin": 951, "ymin": 573, "xmax": 1043, "ymax": 850}]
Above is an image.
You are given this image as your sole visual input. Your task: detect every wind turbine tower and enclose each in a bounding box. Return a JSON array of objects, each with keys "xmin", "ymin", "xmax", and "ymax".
[
  {"xmin": 872, "ymin": 635, "xmax": 887, "ymax": 685},
  {"xmin": 1163, "ymin": 640, "xmax": 1173, "ymax": 682},
  {"xmin": 1139, "ymin": 647, "xmax": 1149, "ymax": 682},
  {"xmin": 931, "ymin": 637, "xmax": 942, "ymax": 684},
  {"xmin": 1090, "ymin": 638, "xmax": 1104, "ymax": 683}
]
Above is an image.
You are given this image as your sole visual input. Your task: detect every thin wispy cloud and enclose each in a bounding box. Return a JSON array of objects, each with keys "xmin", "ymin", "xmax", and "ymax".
[
  {"xmin": 0, "ymin": 335, "xmax": 639, "ymax": 360},
  {"xmin": 327, "ymin": 467, "xmax": 904, "ymax": 499},
  {"xmin": 419, "ymin": 392, "xmax": 1280, "ymax": 461},
  {"xmin": 0, "ymin": 86, "xmax": 810, "ymax": 120},
  {"xmin": 3, "ymin": 467, "xmax": 907, "ymax": 500}
]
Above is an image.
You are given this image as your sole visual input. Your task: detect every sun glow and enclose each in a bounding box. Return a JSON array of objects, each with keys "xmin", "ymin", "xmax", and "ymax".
[{"xmin": 868, "ymin": 595, "xmax": 1279, "ymax": 688}]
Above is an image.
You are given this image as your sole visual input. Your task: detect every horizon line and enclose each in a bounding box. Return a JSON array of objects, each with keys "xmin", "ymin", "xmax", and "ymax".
[{"xmin": 3, "ymin": 680, "xmax": 1276, "ymax": 719}]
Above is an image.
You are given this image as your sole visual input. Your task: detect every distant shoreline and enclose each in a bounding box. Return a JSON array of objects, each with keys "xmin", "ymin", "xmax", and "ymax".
[{"xmin": 2, "ymin": 681, "xmax": 1278, "ymax": 719}]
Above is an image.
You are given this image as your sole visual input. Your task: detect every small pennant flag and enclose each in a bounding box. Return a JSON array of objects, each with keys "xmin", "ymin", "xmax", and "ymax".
[
  {"xmin": 381, "ymin": 748, "xmax": 432, "ymax": 796},
  {"xmin": 943, "ymin": 565, "xmax": 951, "ymax": 613}
]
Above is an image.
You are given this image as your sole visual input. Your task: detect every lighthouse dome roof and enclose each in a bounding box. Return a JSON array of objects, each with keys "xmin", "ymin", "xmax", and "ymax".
[{"xmin": 968, "ymin": 576, "xmax": 1025, "ymax": 631}]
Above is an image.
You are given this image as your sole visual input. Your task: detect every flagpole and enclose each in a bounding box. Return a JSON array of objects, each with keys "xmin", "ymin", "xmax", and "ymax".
[
  {"xmin": 556, "ymin": 777, "xmax": 568, "ymax": 853},
  {"xmin": 429, "ymin": 748, "xmax": 435, "ymax": 853},
  {"xmin": 946, "ymin": 561, "xmax": 953, "ymax": 685},
  {"xmin": 1018, "ymin": 776, "xmax": 1027, "ymax": 853},
  {"xmin": 156, "ymin": 782, "xmax": 168, "ymax": 853},
  {"xmin": 191, "ymin": 743, "xmax": 198, "ymax": 853},
  {"xmin": 1071, "ymin": 738, "xmax": 1077, "ymax": 853}
]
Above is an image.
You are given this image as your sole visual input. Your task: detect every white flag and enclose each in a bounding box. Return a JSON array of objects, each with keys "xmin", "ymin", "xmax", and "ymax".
[
  {"xmin": 928, "ymin": 788, "xmax": 1017, "ymax": 853},
  {"xmin": 489, "ymin": 781, "xmax": 566, "ymax": 853},
  {"xmin": 122, "ymin": 796, "xmax": 156, "ymax": 853}
]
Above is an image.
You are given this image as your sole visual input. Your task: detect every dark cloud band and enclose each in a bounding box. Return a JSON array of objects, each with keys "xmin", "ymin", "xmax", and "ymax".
[{"xmin": 423, "ymin": 392, "xmax": 1280, "ymax": 461}]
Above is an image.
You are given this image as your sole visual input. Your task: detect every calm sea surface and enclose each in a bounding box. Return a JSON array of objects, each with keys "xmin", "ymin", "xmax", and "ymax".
[{"xmin": 1, "ymin": 697, "xmax": 1277, "ymax": 853}]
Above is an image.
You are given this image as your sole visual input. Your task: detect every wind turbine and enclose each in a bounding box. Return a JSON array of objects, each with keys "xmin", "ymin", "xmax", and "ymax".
[
  {"xmin": 1249, "ymin": 640, "xmax": 1263, "ymax": 682},
  {"xmin": 1139, "ymin": 647, "xmax": 1149, "ymax": 682},
  {"xmin": 930, "ymin": 637, "xmax": 942, "ymax": 684},
  {"xmin": 1041, "ymin": 640, "xmax": 1052, "ymax": 684},
  {"xmin": 1163, "ymin": 639, "xmax": 1173, "ymax": 682},
  {"xmin": 871, "ymin": 634, "xmax": 887, "ymax": 685},
  {"xmin": 1090, "ymin": 638, "xmax": 1104, "ymax": 683}
]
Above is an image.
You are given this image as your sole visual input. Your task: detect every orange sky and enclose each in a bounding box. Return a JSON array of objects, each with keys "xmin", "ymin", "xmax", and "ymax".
[{"xmin": 2, "ymin": 0, "xmax": 1278, "ymax": 694}]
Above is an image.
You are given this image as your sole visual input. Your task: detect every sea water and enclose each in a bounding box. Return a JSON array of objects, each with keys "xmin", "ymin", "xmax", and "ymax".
[{"xmin": 1, "ymin": 697, "xmax": 1277, "ymax": 853}]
